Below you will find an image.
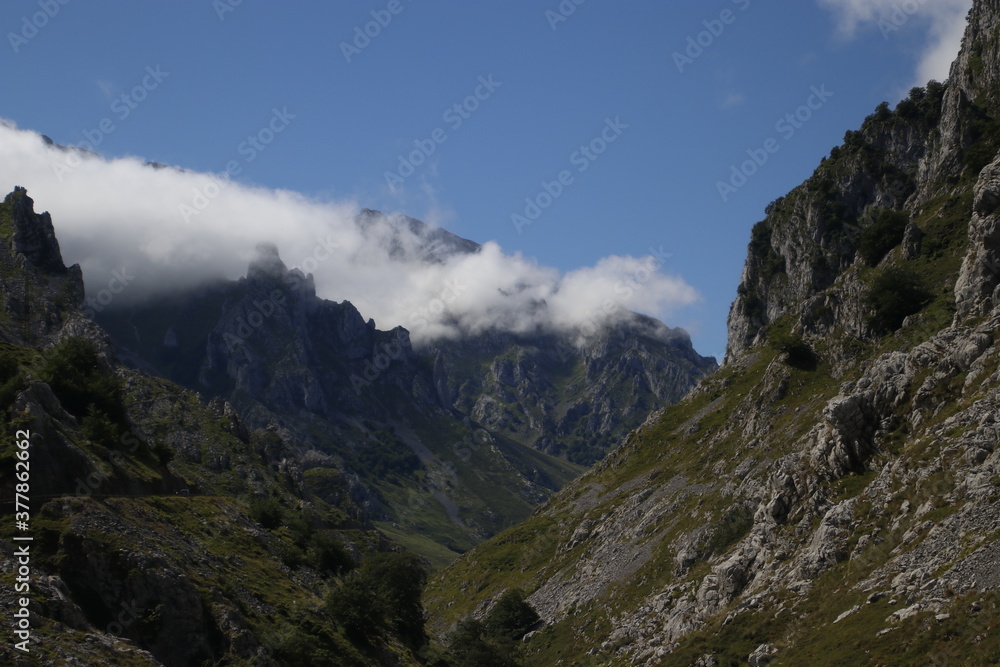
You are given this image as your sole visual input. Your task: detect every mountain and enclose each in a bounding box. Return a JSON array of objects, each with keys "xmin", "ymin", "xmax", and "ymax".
[
  {"xmin": 356, "ymin": 208, "xmax": 481, "ymax": 263},
  {"xmin": 0, "ymin": 187, "xmax": 440, "ymax": 665},
  {"xmin": 425, "ymin": 2, "xmax": 1000, "ymax": 664},
  {"xmin": 93, "ymin": 211, "xmax": 714, "ymax": 563},
  {"xmin": 429, "ymin": 316, "xmax": 714, "ymax": 465}
]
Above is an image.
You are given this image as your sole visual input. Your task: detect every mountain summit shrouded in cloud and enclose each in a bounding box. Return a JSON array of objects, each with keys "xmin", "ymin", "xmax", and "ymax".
[{"xmin": 0, "ymin": 121, "xmax": 699, "ymax": 345}]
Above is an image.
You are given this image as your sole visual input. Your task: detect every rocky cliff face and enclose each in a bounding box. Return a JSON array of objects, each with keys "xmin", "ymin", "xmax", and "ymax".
[
  {"xmin": 431, "ymin": 315, "xmax": 715, "ymax": 465},
  {"xmin": 426, "ymin": 2, "xmax": 1000, "ymax": 664}
]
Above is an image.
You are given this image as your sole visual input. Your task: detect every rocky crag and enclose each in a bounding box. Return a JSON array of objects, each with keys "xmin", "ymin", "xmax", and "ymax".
[{"xmin": 426, "ymin": 2, "xmax": 1000, "ymax": 664}]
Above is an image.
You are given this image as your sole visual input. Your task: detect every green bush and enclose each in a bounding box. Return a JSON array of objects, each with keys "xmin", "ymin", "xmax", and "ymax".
[
  {"xmin": 327, "ymin": 573, "xmax": 381, "ymax": 643},
  {"xmin": 38, "ymin": 338, "xmax": 128, "ymax": 430},
  {"xmin": 448, "ymin": 618, "xmax": 521, "ymax": 667},
  {"xmin": 81, "ymin": 406, "xmax": 121, "ymax": 448},
  {"xmin": 749, "ymin": 220, "xmax": 785, "ymax": 281},
  {"xmin": 865, "ymin": 265, "xmax": 932, "ymax": 333},
  {"xmin": 769, "ymin": 331, "xmax": 817, "ymax": 371},
  {"xmin": 308, "ymin": 532, "xmax": 355, "ymax": 576},
  {"xmin": 447, "ymin": 589, "xmax": 540, "ymax": 666},
  {"xmin": 247, "ymin": 496, "xmax": 284, "ymax": 529},
  {"xmin": 707, "ymin": 507, "xmax": 755, "ymax": 556},
  {"xmin": 484, "ymin": 589, "xmax": 540, "ymax": 641},
  {"xmin": 859, "ymin": 209, "xmax": 909, "ymax": 266},
  {"xmin": 327, "ymin": 551, "xmax": 428, "ymax": 648}
]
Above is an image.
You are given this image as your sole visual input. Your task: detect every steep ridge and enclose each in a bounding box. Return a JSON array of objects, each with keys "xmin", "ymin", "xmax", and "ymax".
[
  {"xmin": 0, "ymin": 190, "xmax": 431, "ymax": 665},
  {"xmin": 426, "ymin": 3, "xmax": 1000, "ymax": 664}
]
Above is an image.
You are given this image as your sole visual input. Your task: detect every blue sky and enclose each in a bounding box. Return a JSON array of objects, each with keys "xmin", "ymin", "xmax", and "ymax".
[{"xmin": 1, "ymin": 0, "xmax": 972, "ymax": 360}]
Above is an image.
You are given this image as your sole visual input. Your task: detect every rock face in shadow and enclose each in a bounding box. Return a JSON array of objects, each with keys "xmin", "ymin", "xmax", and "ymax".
[{"xmin": 0, "ymin": 186, "xmax": 84, "ymax": 347}]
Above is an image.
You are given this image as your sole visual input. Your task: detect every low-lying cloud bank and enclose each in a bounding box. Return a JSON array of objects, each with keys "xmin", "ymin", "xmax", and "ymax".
[{"xmin": 0, "ymin": 121, "xmax": 699, "ymax": 344}]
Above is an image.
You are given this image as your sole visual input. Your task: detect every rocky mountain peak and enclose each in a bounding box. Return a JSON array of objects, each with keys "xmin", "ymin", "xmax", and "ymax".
[
  {"xmin": 356, "ymin": 207, "xmax": 480, "ymax": 263},
  {"xmin": 247, "ymin": 240, "xmax": 288, "ymax": 281},
  {"xmin": 4, "ymin": 185, "xmax": 69, "ymax": 275},
  {"xmin": 0, "ymin": 187, "xmax": 85, "ymax": 345}
]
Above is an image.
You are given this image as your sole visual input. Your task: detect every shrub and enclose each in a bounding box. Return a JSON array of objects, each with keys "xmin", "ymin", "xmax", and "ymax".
[
  {"xmin": 329, "ymin": 574, "xmax": 380, "ymax": 641},
  {"xmin": 81, "ymin": 406, "xmax": 121, "ymax": 448},
  {"xmin": 865, "ymin": 265, "xmax": 932, "ymax": 333},
  {"xmin": 770, "ymin": 331, "xmax": 817, "ymax": 371},
  {"xmin": 706, "ymin": 507, "xmax": 755, "ymax": 556},
  {"xmin": 447, "ymin": 589, "xmax": 540, "ymax": 666},
  {"xmin": 749, "ymin": 221, "xmax": 785, "ymax": 281},
  {"xmin": 0, "ymin": 350, "xmax": 25, "ymax": 411},
  {"xmin": 247, "ymin": 496, "xmax": 284, "ymax": 529},
  {"xmin": 308, "ymin": 532, "xmax": 355, "ymax": 576},
  {"xmin": 484, "ymin": 589, "xmax": 541, "ymax": 641},
  {"xmin": 448, "ymin": 618, "xmax": 520, "ymax": 667},
  {"xmin": 327, "ymin": 551, "xmax": 428, "ymax": 648},
  {"xmin": 38, "ymin": 338, "xmax": 128, "ymax": 429},
  {"xmin": 859, "ymin": 209, "xmax": 909, "ymax": 266}
]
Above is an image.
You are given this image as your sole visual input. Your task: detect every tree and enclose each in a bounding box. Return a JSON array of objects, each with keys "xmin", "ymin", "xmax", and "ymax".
[
  {"xmin": 859, "ymin": 209, "xmax": 909, "ymax": 266},
  {"xmin": 448, "ymin": 618, "xmax": 520, "ymax": 667},
  {"xmin": 38, "ymin": 338, "xmax": 126, "ymax": 420},
  {"xmin": 865, "ymin": 265, "xmax": 931, "ymax": 333},
  {"xmin": 361, "ymin": 551, "xmax": 428, "ymax": 646},
  {"xmin": 327, "ymin": 573, "xmax": 383, "ymax": 643},
  {"xmin": 484, "ymin": 589, "xmax": 540, "ymax": 641},
  {"xmin": 326, "ymin": 551, "xmax": 428, "ymax": 648}
]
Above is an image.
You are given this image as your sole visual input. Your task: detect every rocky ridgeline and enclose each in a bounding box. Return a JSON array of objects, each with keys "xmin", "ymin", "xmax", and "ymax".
[{"xmin": 427, "ymin": 2, "xmax": 1000, "ymax": 663}]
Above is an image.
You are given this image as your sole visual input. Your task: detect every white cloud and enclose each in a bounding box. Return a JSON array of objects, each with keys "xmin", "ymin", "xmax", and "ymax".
[
  {"xmin": 0, "ymin": 121, "xmax": 700, "ymax": 346},
  {"xmin": 721, "ymin": 92, "xmax": 745, "ymax": 109},
  {"xmin": 818, "ymin": 0, "xmax": 972, "ymax": 85}
]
